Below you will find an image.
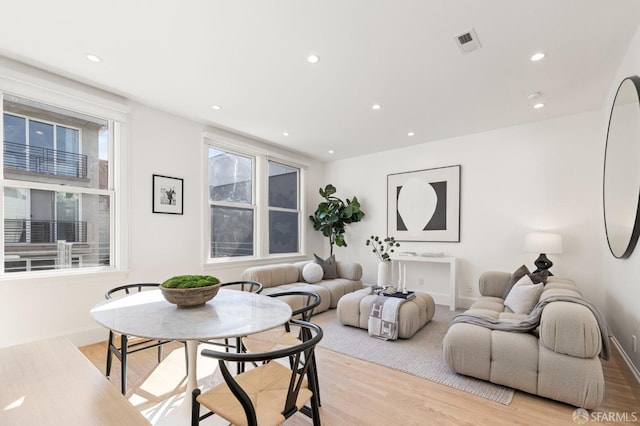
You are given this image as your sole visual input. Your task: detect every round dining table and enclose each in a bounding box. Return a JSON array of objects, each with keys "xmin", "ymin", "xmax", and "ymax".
[{"xmin": 90, "ymin": 288, "xmax": 292, "ymax": 424}]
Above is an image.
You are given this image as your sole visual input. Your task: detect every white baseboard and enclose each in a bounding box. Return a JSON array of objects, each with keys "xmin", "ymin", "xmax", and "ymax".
[
  {"xmin": 0, "ymin": 326, "xmax": 109, "ymax": 349},
  {"xmin": 611, "ymin": 335, "xmax": 640, "ymax": 385},
  {"xmin": 430, "ymin": 292, "xmax": 450, "ymax": 307},
  {"xmin": 66, "ymin": 326, "xmax": 110, "ymax": 347}
]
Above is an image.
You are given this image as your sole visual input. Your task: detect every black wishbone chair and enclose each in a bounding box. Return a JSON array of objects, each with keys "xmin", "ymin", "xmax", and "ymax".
[
  {"xmin": 199, "ymin": 280, "xmax": 264, "ymax": 356},
  {"xmin": 105, "ymin": 283, "xmax": 187, "ymax": 395},
  {"xmin": 219, "ymin": 280, "xmax": 263, "ymax": 293},
  {"xmin": 191, "ymin": 319, "xmax": 323, "ymax": 426},
  {"xmin": 242, "ymin": 291, "xmax": 322, "ymax": 405}
]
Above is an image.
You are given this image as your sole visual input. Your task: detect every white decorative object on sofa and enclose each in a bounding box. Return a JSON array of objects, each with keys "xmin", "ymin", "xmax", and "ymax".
[{"xmin": 302, "ymin": 263, "xmax": 324, "ymax": 283}]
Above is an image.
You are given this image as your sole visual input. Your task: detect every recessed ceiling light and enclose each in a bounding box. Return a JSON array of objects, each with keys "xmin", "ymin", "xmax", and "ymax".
[
  {"xmin": 533, "ymin": 102, "xmax": 545, "ymax": 109},
  {"xmin": 371, "ymin": 104, "xmax": 382, "ymax": 110},
  {"xmin": 530, "ymin": 52, "xmax": 545, "ymax": 62},
  {"xmin": 408, "ymin": 132, "xmax": 415, "ymax": 137},
  {"xmin": 328, "ymin": 150, "xmax": 334, "ymax": 154},
  {"xmin": 307, "ymin": 54, "xmax": 320, "ymax": 64},
  {"xmin": 283, "ymin": 132, "xmax": 289, "ymax": 136},
  {"xmin": 527, "ymin": 92, "xmax": 541, "ymax": 100},
  {"xmin": 211, "ymin": 104, "xmax": 222, "ymax": 110},
  {"xmin": 86, "ymin": 54, "xmax": 102, "ymax": 63}
]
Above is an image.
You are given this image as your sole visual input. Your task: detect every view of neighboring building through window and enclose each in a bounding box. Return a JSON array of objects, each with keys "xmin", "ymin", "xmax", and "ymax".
[
  {"xmin": 208, "ymin": 147, "xmax": 254, "ymax": 258},
  {"xmin": 207, "ymin": 146, "xmax": 301, "ymax": 260},
  {"xmin": 268, "ymin": 162, "xmax": 299, "ymax": 254},
  {"xmin": 2, "ymin": 94, "xmax": 113, "ymax": 273}
]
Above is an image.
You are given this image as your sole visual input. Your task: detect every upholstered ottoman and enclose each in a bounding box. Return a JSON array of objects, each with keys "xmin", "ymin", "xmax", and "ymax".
[{"xmin": 337, "ymin": 287, "xmax": 436, "ymax": 338}]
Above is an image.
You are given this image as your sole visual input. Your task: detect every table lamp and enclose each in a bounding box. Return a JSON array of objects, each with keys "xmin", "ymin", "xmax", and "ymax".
[{"xmin": 523, "ymin": 232, "xmax": 563, "ymax": 275}]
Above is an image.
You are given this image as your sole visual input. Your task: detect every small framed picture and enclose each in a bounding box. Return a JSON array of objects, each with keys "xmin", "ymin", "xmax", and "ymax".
[{"xmin": 152, "ymin": 174, "xmax": 183, "ymax": 215}]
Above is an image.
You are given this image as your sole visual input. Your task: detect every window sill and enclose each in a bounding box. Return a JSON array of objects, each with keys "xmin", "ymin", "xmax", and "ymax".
[
  {"xmin": 202, "ymin": 254, "xmax": 309, "ymax": 271},
  {"xmin": 0, "ymin": 266, "xmax": 129, "ymax": 283}
]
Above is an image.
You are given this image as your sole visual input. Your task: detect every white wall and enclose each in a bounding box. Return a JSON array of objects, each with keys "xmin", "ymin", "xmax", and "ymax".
[
  {"xmin": 0, "ymin": 61, "xmax": 325, "ymax": 347},
  {"xmin": 326, "ymin": 110, "xmax": 606, "ymax": 308},
  {"xmin": 601, "ymin": 25, "xmax": 640, "ymax": 374}
]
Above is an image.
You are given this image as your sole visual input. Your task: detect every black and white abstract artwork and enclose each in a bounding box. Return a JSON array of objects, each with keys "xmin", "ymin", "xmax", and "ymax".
[{"xmin": 387, "ymin": 165, "xmax": 460, "ymax": 242}]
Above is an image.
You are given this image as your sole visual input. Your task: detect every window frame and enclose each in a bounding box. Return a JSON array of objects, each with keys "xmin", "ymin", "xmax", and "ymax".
[
  {"xmin": 203, "ymin": 133, "xmax": 307, "ymax": 265},
  {"xmin": 0, "ymin": 76, "xmax": 128, "ymax": 277},
  {"xmin": 267, "ymin": 160, "xmax": 301, "ymax": 255},
  {"xmin": 208, "ymin": 147, "xmax": 257, "ymax": 258}
]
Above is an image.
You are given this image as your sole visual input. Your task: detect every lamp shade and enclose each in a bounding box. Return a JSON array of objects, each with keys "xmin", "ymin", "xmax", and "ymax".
[{"xmin": 523, "ymin": 232, "xmax": 563, "ymax": 254}]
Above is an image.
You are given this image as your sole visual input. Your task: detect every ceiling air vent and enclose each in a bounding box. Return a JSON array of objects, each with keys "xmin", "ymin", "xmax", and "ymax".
[{"xmin": 454, "ymin": 28, "xmax": 481, "ymax": 54}]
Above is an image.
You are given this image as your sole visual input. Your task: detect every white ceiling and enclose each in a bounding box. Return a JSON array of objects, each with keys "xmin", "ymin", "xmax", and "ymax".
[{"xmin": 1, "ymin": 1, "xmax": 640, "ymax": 161}]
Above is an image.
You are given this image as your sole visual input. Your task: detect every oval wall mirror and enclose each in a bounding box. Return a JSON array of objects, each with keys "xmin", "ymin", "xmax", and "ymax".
[{"xmin": 603, "ymin": 75, "xmax": 640, "ymax": 258}]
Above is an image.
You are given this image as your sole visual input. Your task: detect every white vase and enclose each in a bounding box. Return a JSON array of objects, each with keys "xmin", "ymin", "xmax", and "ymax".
[{"xmin": 377, "ymin": 261, "xmax": 391, "ymax": 286}]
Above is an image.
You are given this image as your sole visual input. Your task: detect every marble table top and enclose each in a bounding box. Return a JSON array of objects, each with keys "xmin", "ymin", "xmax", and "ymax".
[{"xmin": 90, "ymin": 288, "xmax": 292, "ymax": 340}]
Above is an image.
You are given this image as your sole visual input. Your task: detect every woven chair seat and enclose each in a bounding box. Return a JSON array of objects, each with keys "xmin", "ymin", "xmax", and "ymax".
[
  {"xmin": 197, "ymin": 360, "xmax": 311, "ymax": 426},
  {"xmin": 242, "ymin": 327, "xmax": 302, "ymax": 353}
]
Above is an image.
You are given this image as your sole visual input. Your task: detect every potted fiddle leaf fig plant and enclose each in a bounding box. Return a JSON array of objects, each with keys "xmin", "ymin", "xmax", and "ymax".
[{"xmin": 309, "ymin": 184, "xmax": 365, "ymax": 256}]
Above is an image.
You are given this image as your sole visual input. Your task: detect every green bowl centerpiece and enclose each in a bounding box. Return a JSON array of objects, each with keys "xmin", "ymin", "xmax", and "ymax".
[{"xmin": 160, "ymin": 275, "xmax": 221, "ymax": 308}]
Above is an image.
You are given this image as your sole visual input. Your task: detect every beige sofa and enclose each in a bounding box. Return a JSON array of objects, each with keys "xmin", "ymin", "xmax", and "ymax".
[
  {"xmin": 443, "ymin": 271, "xmax": 606, "ymax": 409},
  {"xmin": 241, "ymin": 260, "xmax": 363, "ymax": 314}
]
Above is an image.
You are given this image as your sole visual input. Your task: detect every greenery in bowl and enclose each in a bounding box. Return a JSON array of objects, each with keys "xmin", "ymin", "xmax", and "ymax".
[{"xmin": 161, "ymin": 275, "xmax": 220, "ymax": 289}]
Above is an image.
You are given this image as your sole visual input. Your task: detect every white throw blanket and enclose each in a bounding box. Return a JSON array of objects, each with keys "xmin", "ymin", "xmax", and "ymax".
[{"xmin": 368, "ymin": 295, "xmax": 406, "ymax": 340}]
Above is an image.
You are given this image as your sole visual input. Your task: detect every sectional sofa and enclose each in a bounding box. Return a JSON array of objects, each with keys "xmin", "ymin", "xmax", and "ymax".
[
  {"xmin": 241, "ymin": 260, "xmax": 363, "ymax": 314},
  {"xmin": 443, "ymin": 270, "xmax": 607, "ymax": 409}
]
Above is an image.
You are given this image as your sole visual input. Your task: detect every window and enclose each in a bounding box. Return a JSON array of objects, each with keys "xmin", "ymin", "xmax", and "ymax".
[
  {"xmin": 2, "ymin": 94, "xmax": 115, "ymax": 273},
  {"xmin": 208, "ymin": 148, "xmax": 255, "ymax": 258},
  {"xmin": 268, "ymin": 162, "xmax": 299, "ymax": 254},
  {"xmin": 207, "ymin": 144, "xmax": 302, "ymax": 260}
]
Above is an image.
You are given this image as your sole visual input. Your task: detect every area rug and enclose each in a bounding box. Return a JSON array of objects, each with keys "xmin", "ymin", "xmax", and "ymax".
[{"xmin": 312, "ymin": 304, "xmax": 515, "ymax": 405}]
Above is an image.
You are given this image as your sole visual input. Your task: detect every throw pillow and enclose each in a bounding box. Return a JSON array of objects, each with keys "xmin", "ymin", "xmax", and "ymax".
[
  {"xmin": 302, "ymin": 263, "xmax": 324, "ymax": 283},
  {"xmin": 502, "ymin": 264, "xmax": 530, "ymax": 299},
  {"xmin": 313, "ymin": 254, "xmax": 338, "ymax": 279},
  {"xmin": 504, "ymin": 274, "xmax": 544, "ymax": 314},
  {"xmin": 529, "ymin": 269, "xmax": 549, "ymax": 284}
]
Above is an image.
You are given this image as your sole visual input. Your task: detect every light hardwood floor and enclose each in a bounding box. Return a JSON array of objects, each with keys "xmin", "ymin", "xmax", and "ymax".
[{"xmin": 80, "ymin": 340, "xmax": 640, "ymax": 426}]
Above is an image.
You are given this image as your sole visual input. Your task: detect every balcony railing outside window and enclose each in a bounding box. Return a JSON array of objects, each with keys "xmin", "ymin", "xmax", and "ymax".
[
  {"xmin": 5, "ymin": 219, "xmax": 87, "ymax": 244},
  {"xmin": 210, "ymin": 241, "xmax": 253, "ymax": 258},
  {"xmin": 3, "ymin": 141, "xmax": 88, "ymax": 179}
]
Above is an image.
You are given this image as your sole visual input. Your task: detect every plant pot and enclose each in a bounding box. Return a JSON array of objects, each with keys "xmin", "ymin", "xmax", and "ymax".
[
  {"xmin": 377, "ymin": 261, "xmax": 391, "ymax": 286},
  {"xmin": 160, "ymin": 284, "xmax": 221, "ymax": 308}
]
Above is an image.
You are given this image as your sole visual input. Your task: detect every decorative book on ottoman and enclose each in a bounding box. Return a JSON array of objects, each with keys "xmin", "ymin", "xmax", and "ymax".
[{"xmin": 383, "ymin": 291, "xmax": 416, "ymax": 300}]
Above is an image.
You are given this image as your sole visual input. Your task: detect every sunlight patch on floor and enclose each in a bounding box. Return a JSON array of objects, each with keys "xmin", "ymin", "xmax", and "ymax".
[{"xmin": 125, "ymin": 344, "xmax": 228, "ymax": 425}]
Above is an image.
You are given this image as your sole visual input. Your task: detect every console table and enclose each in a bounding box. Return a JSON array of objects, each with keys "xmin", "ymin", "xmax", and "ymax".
[{"xmin": 390, "ymin": 255, "xmax": 457, "ymax": 310}]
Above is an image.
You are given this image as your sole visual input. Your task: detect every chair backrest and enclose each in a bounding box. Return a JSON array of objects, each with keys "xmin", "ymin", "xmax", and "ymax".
[
  {"xmin": 200, "ymin": 320, "xmax": 322, "ymax": 423},
  {"xmin": 219, "ymin": 280, "xmax": 263, "ymax": 293},
  {"xmin": 268, "ymin": 291, "xmax": 321, "ymax": 321},
  {"xmin": 105, "ymin": 283, "xmax": 160, "ymax": 300}
]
